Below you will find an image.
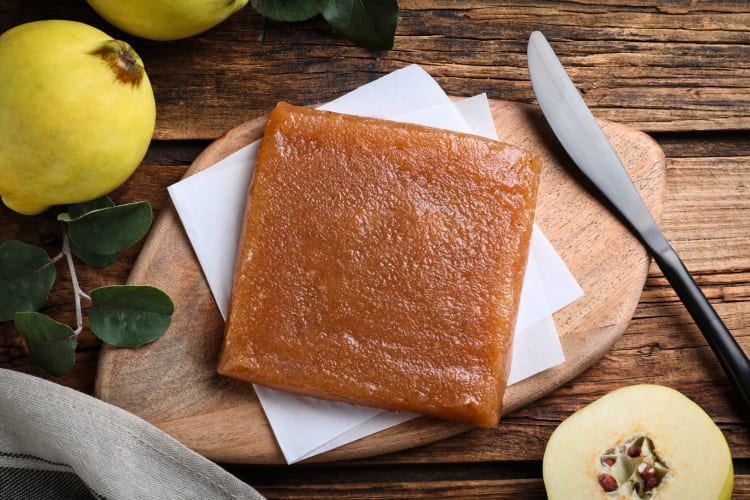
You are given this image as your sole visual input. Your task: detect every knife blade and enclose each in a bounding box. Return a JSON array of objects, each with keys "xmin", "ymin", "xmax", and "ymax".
[{"xmin": 527, "ymin": 30, "xmax": 750, "ymax": 410}]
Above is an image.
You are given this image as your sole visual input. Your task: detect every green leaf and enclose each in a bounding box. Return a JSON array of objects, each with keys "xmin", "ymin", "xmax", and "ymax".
[
  {"xmin": 0, "ymin": 241, "xmax": 56, "ymax": 321},
  {"xmin": 89, "ymin": 285, "xmax": 174, "ymax": 348},
  {"xmin": 66, "ymin": 201, "xmax": 152, "ymax": 256},
  {"xmin": 60, "ymin": 197, "xmax": 122, "ymax": 267},
  {"xmin": 68, "ymin": 239, "xmax": 120, "ymax": 268},
  {"xmin": 61, "ymin": 196, "xmax": 115, "ymax": 221},
  {"xmin": 14, "ymin": 312, "xmax": 76, "ymax": 377},
  {"xmin": 252, "ymin": 0, "xmax": 328, "ymax": 21},
  {"xmin": 322, "ymin": 0, "xmax": 398, "ymax": 50}
]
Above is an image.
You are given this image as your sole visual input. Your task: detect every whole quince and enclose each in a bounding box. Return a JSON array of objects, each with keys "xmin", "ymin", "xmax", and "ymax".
[
  {"xmin": 0, "ymin": 20, "xmax": 155, "ymax": 215},
  {"xmin": 87, "ymin": 0, "xmax": 249, "ymax": 41}
]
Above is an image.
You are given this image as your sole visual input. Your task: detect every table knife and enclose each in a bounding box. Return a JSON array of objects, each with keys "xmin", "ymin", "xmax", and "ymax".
[{"xmin": 527, "ymin": 30, "xmax": 750, "ymax": 410}]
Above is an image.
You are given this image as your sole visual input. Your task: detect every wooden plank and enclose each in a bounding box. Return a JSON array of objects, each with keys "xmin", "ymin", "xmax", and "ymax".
[
  {"xmin": 255, "ymin": 479, "xmax": 547, "ymax": 500},
  {"xmin": 4, "ymin": 147, "xmax": 749, "ymax": 460},
  {"xmin": 0, "ymin": 1, "xmax": 747, "ymax": 496},
  {"xmin": 242, "ymin": 472, "xmax": 750, "ymax": 499},
  {"xmin": 660, "ymin": 157, "xmax": 750, "ymax": 271},
  {"xmin": 1, "ymin": 1, "xmax": 748, "ymax": 139}
]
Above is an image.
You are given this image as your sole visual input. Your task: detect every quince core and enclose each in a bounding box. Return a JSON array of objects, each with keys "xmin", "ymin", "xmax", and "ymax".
[{"xmin": 543, "ymin": 384, "xmax": 733, "ymax": 499}]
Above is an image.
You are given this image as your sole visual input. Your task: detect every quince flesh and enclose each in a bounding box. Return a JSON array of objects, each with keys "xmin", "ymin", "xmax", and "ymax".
[
  {"xmin": 0, "ymin": 20, "xmax": 155, "ymax": 215},
  {"xmin": 543, "ymin": 384, "xmax": 733, "ymax": 499},
  {"xmin": 87, "ymin": 0, "xmax": 249, "ymax": 41}
]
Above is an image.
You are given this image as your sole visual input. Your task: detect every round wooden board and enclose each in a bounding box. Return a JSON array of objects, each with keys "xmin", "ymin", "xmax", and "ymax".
[{"xmin": 95, "ymin": 99, "xmax": 666, "ymax": 464}]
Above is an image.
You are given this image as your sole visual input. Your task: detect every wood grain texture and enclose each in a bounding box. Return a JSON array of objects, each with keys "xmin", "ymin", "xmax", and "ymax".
[
  {"xmin": 1, "ymin": 1, "xmax": 748, "ymax": 497},
  {"xmin": 1, "ymin": 1, "xmax": 748, "ymax": 140},
  {"xmin": 242, "ymin": 473, "xmax": 750, "ymax": 500},
  {"xmin": 94, "ymin": 99, "xmax": 665, "ymax": 463}
]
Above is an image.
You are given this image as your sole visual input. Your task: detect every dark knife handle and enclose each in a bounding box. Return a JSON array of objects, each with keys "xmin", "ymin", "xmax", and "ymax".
[{"xmin": 650, "ymin": 242, "xmax": 750, "ymax": 410}]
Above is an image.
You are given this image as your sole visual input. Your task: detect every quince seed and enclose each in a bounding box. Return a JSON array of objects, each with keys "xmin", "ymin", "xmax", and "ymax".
[{"xmin": 598, "ymin": 473, "xmax": 618, "ymax": 492}]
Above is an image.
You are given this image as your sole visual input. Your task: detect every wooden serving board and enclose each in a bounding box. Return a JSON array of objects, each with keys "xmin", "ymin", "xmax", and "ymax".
[{"xmin": 95, "ymin": 99, "xmax": 666, "ymax": 464}]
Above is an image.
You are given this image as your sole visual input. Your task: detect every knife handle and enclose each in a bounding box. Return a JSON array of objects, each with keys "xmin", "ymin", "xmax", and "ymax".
[{"xmin": 651, "ymin": 242, "xmax": 750, "ymax": 410}]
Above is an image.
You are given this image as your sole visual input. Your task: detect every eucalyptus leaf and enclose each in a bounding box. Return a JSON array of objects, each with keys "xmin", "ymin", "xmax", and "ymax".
[
  {"xmin": 60, "ymin": 196, "xmax": 115, "ymax": 222},
  {"xmin": 89, "ymin": 285, "xmax": 174, "ymax": 348},
  {"xmin": 322, "ymin": 0, "xmax": 398, "ymax": 50},
  {"xmin": 66, "ymin": 201, "xmax": 152, "ymax": 256},
  {"xmin": 252, "ymin": 0, "xmax": 328, "ymax": 21},
  {"xmin": 0, "ymin": 241, "xmax": 56, "ymax": 321},
  {"xmin": 69, "ymin": 239, "xmax": 120, "ymax": 268},
  {"xmin": 14, "ymin": 312, "xmax": 76, "ymax": 377}
]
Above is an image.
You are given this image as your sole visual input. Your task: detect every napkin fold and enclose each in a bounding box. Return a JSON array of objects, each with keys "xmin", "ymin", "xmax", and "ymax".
[
  {"xmin": 0, "ymin": 368, "xmax": 264, "ymax": 500},
  {"xmin": 168, "ymin": 65, "xmax": 583, "ymax": 463}
]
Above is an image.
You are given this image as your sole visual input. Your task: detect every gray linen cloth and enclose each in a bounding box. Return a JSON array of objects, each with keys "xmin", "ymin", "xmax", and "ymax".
[{"xmin": 0, "ymin": 368, "xmax": 265, "ymax": 499}]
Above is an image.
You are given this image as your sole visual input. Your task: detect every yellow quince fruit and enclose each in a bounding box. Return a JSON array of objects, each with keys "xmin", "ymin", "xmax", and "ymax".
[
  {"xmin": 87, "ymin": 0, "xmax": 249, "ymax": 41},
  {"xmin": 0, "ymin": 20, "xmax": 155, "ymax": 215}
]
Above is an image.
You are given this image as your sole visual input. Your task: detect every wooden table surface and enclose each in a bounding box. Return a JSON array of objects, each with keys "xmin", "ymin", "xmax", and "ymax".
[{"xmin": 2, "ymin": 1, "xmax": 749, "ymax": 498}]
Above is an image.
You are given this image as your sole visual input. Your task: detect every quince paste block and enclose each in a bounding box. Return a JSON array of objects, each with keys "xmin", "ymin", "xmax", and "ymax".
[{"xmin": 218, "ymin": 102, "xmax": 542, "ymax": 427}]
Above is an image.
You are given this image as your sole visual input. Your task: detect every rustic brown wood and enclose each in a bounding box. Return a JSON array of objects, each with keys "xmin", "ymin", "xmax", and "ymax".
[
  {"xmin": 243, "ymin": 473, "xmax": 750, "ymax": 500},
  {"xmin": 2, "ymin": 1, "xmax": 749, "ymax": 140},
  {"xmin": 93, "ymin": 99, "xmax": 665, "ymax": 463},
  {"xmin": 257, "ymin": 478, "xmax": 548, "ymax": 500},
  {"xmin": 1, "ymin": 1, "xmax": 749, "ymax": 497}
]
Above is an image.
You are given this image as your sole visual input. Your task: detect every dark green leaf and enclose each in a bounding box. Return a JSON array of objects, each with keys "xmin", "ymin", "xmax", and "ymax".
[
  {"xmin": 66, "ymin": 201, "xmax": 152, "ymax": 256},
  {"xmin": 0, "ymin": 241, "xmax": 56, "ymax": 321},
  {"xmin": 69, "ymin": 239, "xmax": 120, "ymax": 268},
  {"xmin": 322, "ymin": 0, "xmax": 398, "ymax": 50},
  {"xmin": 89, "ymin": 285, "xmax": 174, "ymax": 348},
  {"xmin": 61, "ymin": 197, "xmax": 123, "ymax": 266},
  {"xmin": 14, "ymin": 312, "xmax": 76, "ymax": 377},
  {"xmin": 61, "ymin": 196, "xmax": 115, "ymax": 221},
  {"xmin": 252, "ymin": 0, "xmax": 328, "ymax": 21}
]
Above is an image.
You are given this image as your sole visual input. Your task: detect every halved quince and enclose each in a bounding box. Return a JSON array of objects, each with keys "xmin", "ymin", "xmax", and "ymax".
[{"xmin": 543, "ymin": 384, "xmax": 733, "ymax": 499}]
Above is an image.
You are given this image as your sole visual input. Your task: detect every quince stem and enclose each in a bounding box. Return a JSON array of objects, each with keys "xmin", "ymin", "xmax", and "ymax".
[{"xmin": 61, "ymin": 233, "xmax": 91, "ymax": 336}]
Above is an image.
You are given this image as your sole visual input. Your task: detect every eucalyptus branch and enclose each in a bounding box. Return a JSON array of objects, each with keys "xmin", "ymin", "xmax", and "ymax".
[
  {"xmin": 1, "ymin": 197, "xmax": 173, "ymax": 376},
  {"xmin": 49, "ymin": 250, "xmax": 65, "ymax": 266},
  {"xmin": 62, "ymin": 233, "xmax": 86, "ymax": 336}
]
